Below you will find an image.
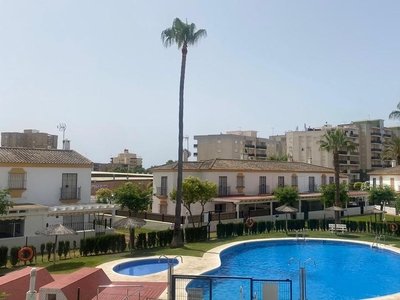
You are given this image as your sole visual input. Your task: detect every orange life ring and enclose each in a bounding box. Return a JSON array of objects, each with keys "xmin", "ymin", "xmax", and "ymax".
[
  {"xmin": 245, "ymin": 218, "xmax": 254, "ymax": 228},
  {"xmin": 390, "ymin": 223, "xmax": 398, "ymax": 233},
  {"xmin": 18, "ymin": 247, "xmax": 34, "ymax": 262}
]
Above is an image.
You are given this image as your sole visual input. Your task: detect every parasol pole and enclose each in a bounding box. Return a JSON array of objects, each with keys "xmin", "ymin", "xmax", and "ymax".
[{"xmin": 25, "ymin": 268, "xmax": 37, "ymax": 300}]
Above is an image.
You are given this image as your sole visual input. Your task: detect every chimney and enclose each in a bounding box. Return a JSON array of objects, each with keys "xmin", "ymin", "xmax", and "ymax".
[
  {"xmin": 63, "ymin": 139, "xmax": 70, "ymax": 150},
  {"xmin": 308, "ymin": 157, "xmax": 312, "ymax": 164},
  {"xmin": 392, "ymin": 160, "xmax": 397, "ymax": 168}
]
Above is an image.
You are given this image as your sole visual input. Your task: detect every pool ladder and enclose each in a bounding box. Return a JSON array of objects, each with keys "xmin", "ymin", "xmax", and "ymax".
[
  {"xmin": 371, "ymin": 235, "xmax": 386, "ymax": 248},
  {"xmin": 239, "ymin": 286, "xmax": 258, "ymax": 300},
  {"xmin": 296, "ymin": 229, "xmax": 306, "ymax": 241}
]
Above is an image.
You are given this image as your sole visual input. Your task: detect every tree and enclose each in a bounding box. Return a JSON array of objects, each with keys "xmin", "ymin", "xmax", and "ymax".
[
  {"xmin": 114, "ymin": 182, "xmax": 152, "ymax": 214},
  {"xmin": 368, "ymin": 186, "xmax": 397, "ymax": 206},
  {"xmin": 389, "ymin": 102, "xmax": 400, "ymax": 121},
  {"xmin": 267, "ymin": 154, "xmax": 288, "ymax": 161},
  {"xmin": 0, "ymin": 189, "xmax": 12, "ymax": 215},
  {"xmin": 319, "ymin": 128, "xmax": 355, "ymax": 224},
  {"xmin": 95, "ymin": 188, "xmax": 113, "ymax": 204},
  {"xmin": 273, "ymin": 186, "xmax": 299, "ymax": 206},
  {"xmin": 382, "ymin": 136, "xmax": 400, "ymax": 165},
  {"xmin": 319, "ymin": 183, "xmax": 350, "ymax": 207},
  {"xmin": 170, "ymin": 176, "xmax": 217, "ymax": 227},
  {"xmin": 114, "ymin": 183, "xmax": 152, "ymax": 250},
  {"xmin": 161, "ymin": 18, "xmax": 207, "ymax": 248}
]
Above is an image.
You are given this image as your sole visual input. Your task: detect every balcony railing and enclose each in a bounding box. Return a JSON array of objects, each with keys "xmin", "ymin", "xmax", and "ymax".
[
  {"xmin": 349, "ymin": 161, "xmax": 359, "ymax": 165},
  {"xmin": 371, "ymin": 140, "xmax": 382, "ymax": 144},
  {"xmin": 371, "ymin": 156, "xmax": 380, "ymax": 160},
  {"xmin": 371, "ymin": 148, "xmax": 382, "ymax": 152},
  {"xmin": 245, "ymin": 144, "xmax": 255, "ymax": 148},
  {"xmin": 156, "ymin": 186, "xmax": 168, "ymax": 197},
  {"xmin": 339, "ymin": 160, "xmax": 348, "ymax": 164},
  {"xmin": 218, "ymin": 186, "xmax": 231, "ymax": 196},
  {"xmin": 256, "ymin": 154, "xmax": 267, "ymax": 158},
  {"xmin": 383, "ymin": 133, "xmax": 392, "ymax": 138},
  {"xmin": 349, "ymin": 133, "xmax": 359, "ymax": 137},
  {"xmin": 256, "ymin": 144, "xmax": 267, "ymax": 149},
  {"xmin": 60, "ymin": 186, "xmax": 81, "ymax": 200},
  {"xmin": 258, "ymin": 185, "xmax": 270, "ymax": 195},
  {"xmin": 338, "ymin": 150, "xmax": 347, "ymax": 155},
  {"xmin": 371, "ymin": 131, "xmax": 381, "ymax": 136},
  {"xmin": 372, "ymin": 164, "xmax": 383, "ymax": 168}
]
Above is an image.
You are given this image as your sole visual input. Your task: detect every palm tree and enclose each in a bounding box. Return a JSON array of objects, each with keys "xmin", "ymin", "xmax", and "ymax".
[
  {"xmin": 383, "ymin": 136, "xmax": 400, "ymax": 165},
  {"xmin": 161, "ymin": 18, "xmax": 207, "ymax": 248},
  {"xmin": 389, "ymin": 102, "xmax": 400, "ymax": 120},
  {"xmin": 319, "ymin": 128, "xmax": 355, "ymax": 225}
]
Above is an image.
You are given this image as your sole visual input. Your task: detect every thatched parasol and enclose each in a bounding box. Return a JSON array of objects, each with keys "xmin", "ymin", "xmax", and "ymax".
[
  {"xmin": 112, "ymin": 217, "xmax": 146, "ymax": 252},
  {"xmin": 276, "ymin": 204, "xmax": 298, "ymax": 233},
  {"xmin": 35, "ymin": 224, "xmax": 77, "ymax": 265},
  {"xmin": 364, "ymin": 208, "xmax": 386, "ymax": 224}
]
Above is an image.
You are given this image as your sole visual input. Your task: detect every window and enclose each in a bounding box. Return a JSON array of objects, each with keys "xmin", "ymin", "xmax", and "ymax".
[
  {"xmin": 291, "ymin": 174, "xmax": 298, "ymax": 186},
  {"xmin": 379, "ymin": 176, "xmax": 383, "ymax": 187},
  {"xmin": 329, "ymin": 176, "xmax": 334, "ymax": 184},
  {"xmin": 218, "ymin": 176, "xmax": 229, "ymax": 196},
  {"xmin": 159, "ymin": 176, "xmax": 168, "ymax": 196},
  {"xmin": 259, "ymin": 176, "xmax": 267, "ymax": 194},
  {"xmin": 8, "ymin": 168, "xmax": 26, "ymax": 189},
  {"xmin": 236, "ymin": 173, "xmax": 244, "ymax": 187},
  {"xmin": 278, "ymin": 176, "xmax": 284, "ymax": 187},
  {"xmin": 372, "ymin": 178, "xmax": 376, "ymax": 188},
  {"xmin": 61, "ymin": 173, "xmax": 78, "ymax": 200},
  {"xmin": 0, "ymin": 219, "xmax": 24, "ymax": 238},
  {"xmin": 309, "ymin": 177, "xmax": 316, "ymax": 192},
  {"xmin": 215, "ymin": 203, "xmax": 226, "ymax": 213},
  {"xmin": 321, "ymin": 174, "xmax": 327, "ymax": 186}
]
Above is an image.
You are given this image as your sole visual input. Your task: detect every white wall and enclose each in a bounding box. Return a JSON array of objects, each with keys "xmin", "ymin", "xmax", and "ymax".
[
  {"xmin": 0, "ymin": 166, "xmax": 92, "ymax": 206},
  {"xmin": 370, "ymin": 175, "xmax": 400, "ymax": 191}
]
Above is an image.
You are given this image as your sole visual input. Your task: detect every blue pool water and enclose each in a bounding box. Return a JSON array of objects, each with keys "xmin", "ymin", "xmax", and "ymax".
[
  {"xmin": 193, "ymin": 240, "xmax": 400, "ymax": 300},
  {"xmin": 113, "ymin": 258, "xmax": 179, "ymax": 276}
]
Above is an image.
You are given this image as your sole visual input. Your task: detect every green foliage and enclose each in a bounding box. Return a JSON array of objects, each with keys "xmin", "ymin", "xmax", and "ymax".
[
  {"xmin": 40, "ymin": 243, "xmax": 45, "ymax": 262},
  {"xmin": 10, "ymin": 247, "xmax": 20, "ymax": 266},
  {"xmin": 361, "ymin": 181, "xmax": 370, "ymax": 191},
  {"xmin": 0, "ymin": 189, "xmax": 13, "ymax": 215},
  {"xmin": 96, "ymin": 188, "xmax": 113, "ymax": 204},
  {"xmin": 382, "ymin": 136, "xmax": 400, "ymax": 165},
  {"xmin": 114, "ymin": 182, "xmax": 152, "ymax": 213},
  {"xmin": 170, "ymin": 176, "xmax": 217, "ymax": 227},
  {"xmin": 368, "ymin": 186, "xmax": 397, "ymax": 205},
  {"xmin": 267, "ymin": 154, "xmax": 288, "ymax": 161},
  {"xmin": 319, "ymin": 183, "xmax": 349, "ymax": 207},
  {"xmin": 353, "ymin": 182, "xmax": 362, "ymax": 191},
  {"xmin": 0, "ymin": 246, "xmax": 8, "ymax": 267},
  {"xmin": 46, "ymin": 242, "xmax": 53, "ymax": 261},
  {"xmin": 135, "ymin": 233, "xmax": 147, "ymax": 249},
  {"xmin": 80, "ymin": 234, "xmax": 127, "ymax": 256},
  {"xmin": 184, "ymin": 226, "xmax": 207, "ymax": 243},
  {"xmin": 273, "ymin": 186, "xmax": 299, "ymax": 206},
  {"xmin": 147, "ymin": 232, "xmax": 157, "ymax": 248},
  {"xmin": 156, "ymin": 230, "xmax": 173, "ymax": 247},
  {"xmin": 63, "ymin": 241, "xmax": 70, "ymax": 259},
  {"xmin": 57, "ymin": 241, "xmax": 64, "ymax": 260}
]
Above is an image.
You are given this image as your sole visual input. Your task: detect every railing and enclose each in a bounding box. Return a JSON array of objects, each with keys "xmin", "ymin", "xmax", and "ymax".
[
  {"xmin": 349, "ymin": 160, "xmax": 359, "ymax": 165},
  {"xmin": 218, "ymin": 186, "xmax": 231, "ymax": 196},
  {"xmin": 372, "ymin": 164, "xmax": 383, "ymax": 168},
  {"xmin": 338, "ymin": 150, "xmax": 347, "ymax": 154},
  {"xmin": 339, "ymin": 160, "xmax": 347, "ymax": 164},
  {"xmin": 258, "ymin": 185, "xmax": 270, "ymax": 194},
  {"xmin": 245, "ymin": 144, "xmax": 255, "ymax": 148},
  {"xmin": 371, "ymin": 139, "xmax": 382, "ymax": 144},
  {"xmin": 60, "ymin": 186, "xmax": 81, "ymax": 200},
  {"xmin": 371, "ymin": 156, "xmax": 381, "ymax": 160},
  {"xmin": 256, "ymin": 144, "xmax": 267, "ymax": 149},
  {"xmin": 371, "ymin": 148, "xmax": 382, "ymax": 152},
  {"xmin": 371, "ymin": 131, "xmax": 381, "ymax": 136},
  {"xmin": 156, "ymin": 186, "xmax": 168, "ymax": 197}
]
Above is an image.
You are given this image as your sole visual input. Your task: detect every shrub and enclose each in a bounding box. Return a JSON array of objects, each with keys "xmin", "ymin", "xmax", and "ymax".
[
  {"xmin": 10, "ymin": 247, "xmax": 20, "ymax": 266},
  {"xmin": 46, "ymin": 242, "xmax": 53, "ymax": 261},
  {"xmin": 57, "ymin": 241, "xmax": 64, "ymax": 260},
  {"xmin": 64, "ymin": 241, "xmax": 70, "ymax": 259},
  {"xmin": 147, "ymin": 232, "xmax": 157, "ymax": 248},
  {"xmin": 0, "ymin": 246, "xmax": 8, "ymax": 267},
  {"xmin": 40, "ymin": 243, "xmax": 45, "ymax": 262}
]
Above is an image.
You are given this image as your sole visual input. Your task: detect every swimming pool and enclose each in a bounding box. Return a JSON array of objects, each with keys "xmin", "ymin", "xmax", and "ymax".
[
  {"xmin": 192, "ymin": 240, "xmax": 400, "ymax": 300},
  {"xmin": 113, "ymin": 258, "xmax": 179, "ymax": 276}
]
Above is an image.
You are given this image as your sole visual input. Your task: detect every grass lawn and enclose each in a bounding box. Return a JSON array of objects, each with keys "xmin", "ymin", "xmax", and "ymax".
[{"xmin": 3, "ymin": 228, "xmax": 400, "ymax": 275}]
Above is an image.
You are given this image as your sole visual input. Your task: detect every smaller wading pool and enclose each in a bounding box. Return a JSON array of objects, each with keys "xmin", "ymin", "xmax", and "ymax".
[{"xmin": 113, "ymin": 258, "xmax": 179, "ymax": 276}]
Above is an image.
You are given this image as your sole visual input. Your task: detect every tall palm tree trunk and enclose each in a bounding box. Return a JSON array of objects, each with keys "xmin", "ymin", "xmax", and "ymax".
[
  {"xmin": 333, "ymin": 150, "xmax": 340, "ymax": 225},
  {"xmin": 170, "ymin": 43, "xmax": 187, "ymax": 248}
]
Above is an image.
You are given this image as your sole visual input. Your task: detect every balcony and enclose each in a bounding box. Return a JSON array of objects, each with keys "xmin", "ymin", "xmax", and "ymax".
[
  {"xmin": 60, "ymin": 186, "xmax": 81, "ymax": 204},
  {"xmin": 371, "ymin": 131, "xmax": 381, "ymax": 136},
  {"xmin": 338, "ymin": 150, "xmax": 347, "ymax": 155},
  {"xmin": 256, "ymin": 154, "xmax": 267, "ymax": 158},
  {"xmin": 193, "ymin": 144, "xmax": 198, "ymax": 148},
  {"xmin": 371, "ymin": 156, "xmax": 381, "ymax": 160},
  {"xmin": 309, "ymin": 184, "xmax": 318, "ymax": 193},
  {"xmin": 218, "ymin": 186, "xmax": 231, "ymax": 197},
  {"xmin": 193, "ymin": 152, "xmax": 198, "ymax": 157},
  {"xmin": 256, "ymin": 144, "xmax": 267, "ymax": 149},
  {"xmin": 156, "ymin": 186, "xmax": 168, "ymax": 197},
  {"xmin": 371, "ymin": 139, "xmax": 382, "ymax": 144},
  {"xmin": 349, "ymin": 133, "xmax": 359, "ymax": 138},
  {"xmin": 339, "ymin": 160, "xmax": 348, "ymax": 164},
  {"xmin": 371, "ymin": 148, "xmax": 382, "ymax": 152},
  {"xmin": 349, "ymin": 152, "xmax": 359, "ymax": 156},
  {"xmin": 372, "ymin": 164, "xmax": 383, "ymax": 168},
  {"xmin": 245, "ymin": 144, "xmax": 255, "ymax": 148},
  {"xmin": 349, "ymin": 161, "xmax": 359, "ymax": 165},
  {"xmin": 258, "ymin": 184, "xmax": 270, "ymax": 195},
  {"xmin": 383, "ymin": 133, "xmax": 392, "ymax": 138}
]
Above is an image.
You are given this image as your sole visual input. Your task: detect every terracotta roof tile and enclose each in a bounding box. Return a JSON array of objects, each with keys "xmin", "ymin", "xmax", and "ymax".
[
  {"xmin": 368, "ymin": 166, "xmax": 400, "ymax": 175},
  {"xmin": 0, "ymin": 147, "xmax": 92, "ymax": 165},
  {"xmin": 151, "ymin": 158, "xmax": 335, "ymax": 173}
]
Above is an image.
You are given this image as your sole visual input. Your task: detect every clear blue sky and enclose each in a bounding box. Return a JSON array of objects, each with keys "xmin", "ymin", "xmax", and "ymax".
[{"xmin": 1, "ymin": 1, "xmax": 400, "ymax": 168}]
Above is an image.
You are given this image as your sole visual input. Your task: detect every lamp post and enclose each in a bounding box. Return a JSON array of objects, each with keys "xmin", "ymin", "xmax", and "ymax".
[{"xmin": 381, "ymin": 200, "xmax": 388, "ymax": 222}]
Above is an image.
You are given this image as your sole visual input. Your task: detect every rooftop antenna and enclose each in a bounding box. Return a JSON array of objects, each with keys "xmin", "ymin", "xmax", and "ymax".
[{"xmin": 57, "ymin": 123, "xmax": 67, "ymax": 149}]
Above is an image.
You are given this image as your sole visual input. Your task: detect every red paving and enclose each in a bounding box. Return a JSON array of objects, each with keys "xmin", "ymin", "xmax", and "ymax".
[
  {"xmin": 0, "ymin": 267, "xmax": 167, "ymax": 300},
  {"xmin": 93, "ymin": 281, "xmax": 168, "ymax": 300}
]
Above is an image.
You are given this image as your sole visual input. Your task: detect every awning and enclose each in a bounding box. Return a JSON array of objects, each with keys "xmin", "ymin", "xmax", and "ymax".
[{"xmin": 48, "ymin": 203, "xmax": 120, "ymax": 216}]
